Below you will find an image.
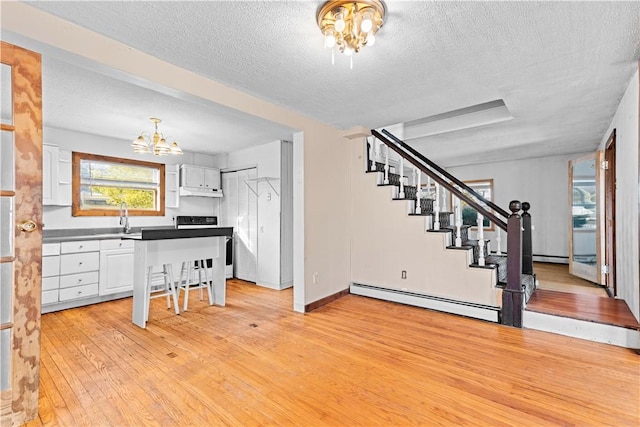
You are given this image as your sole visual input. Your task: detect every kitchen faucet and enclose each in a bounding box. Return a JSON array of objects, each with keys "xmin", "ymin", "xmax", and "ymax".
[{"xmin": 119, "ymin": 201, "xmax": 131, "ymax": 233}]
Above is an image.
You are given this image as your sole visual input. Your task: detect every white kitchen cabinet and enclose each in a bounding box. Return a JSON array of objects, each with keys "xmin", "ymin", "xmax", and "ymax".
[
  {"xmin": 166, "ymin": 164, "xmax": 180, "ymax": 208},
  {"xmin": 42, "ymin": 145, "xmax": 58, "ymax": 205},
  {"xmin": 58, "ymin": 240, "xmax": 100, "ymax": 300},
  {"xmin": 99, "ymin": 239, "xmax": 134, "ymax": 295},
  {"xmin": 42, "ymin": 145, "xmax": 71, "ymax": 206},
  {"xmin": 179, "ymin": 165, "xmax": 222, "ymax": 197},
  {"xmin": 41, "ymin": 243, "xmax": 60, "ymax": 305}
]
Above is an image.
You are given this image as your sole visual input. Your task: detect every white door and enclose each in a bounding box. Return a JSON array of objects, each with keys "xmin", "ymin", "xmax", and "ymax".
[{"xmin": 221, "ymin": 168, "xmax": 257, "ymax": 282}]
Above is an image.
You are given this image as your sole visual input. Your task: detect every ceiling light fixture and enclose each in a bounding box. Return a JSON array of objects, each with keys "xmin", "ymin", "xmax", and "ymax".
[
  {"xmin": 317, "ymin": 0, "xmax": 385, "ymax": 69},
  {"xmin": 131, "ymin": 117, "xmax": 183, "ymax": 156}
]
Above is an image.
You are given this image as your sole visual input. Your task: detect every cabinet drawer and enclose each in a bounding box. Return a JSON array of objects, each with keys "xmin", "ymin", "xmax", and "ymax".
[
  {"xmin": 58, "ymin": 283, "xmax": 99, "ymax": 302},
  {"xmin": 61, "ymin": 240, "xmax": 100, "ymax": 254},
  {"xmin": 60, "ymin": 271, "xmax": 99, "ymax": 289},
  {"xmin": 60, "ymin": 252, "xmax": 99, "ymax": 275},
  {"xmin": 100, "ymin": 239, "xmax": 134, "ymax": 250},
  {"xmin": 42, "ymin": 243, "xmax": 60, "ymax": 256},
  {"xmin": 42, "ymin": 256, "xmax": 60, "ymax": 277},
  {"xmin": 42, "ymin": 276, "xmax": 59, "ymax": 291},
  {"xmin": 42, "ymin": 289, "xmax": 59, "ymax": 305}
]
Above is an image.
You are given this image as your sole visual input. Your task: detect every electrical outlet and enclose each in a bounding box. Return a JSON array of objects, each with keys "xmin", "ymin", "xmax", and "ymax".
[
  {"xmin": 401, "ymin": 270, "xmax": 407, "ymax": 279},
  {"xmin": 312, "ymin": 272, "xmax": 319, "ymax": 284}
]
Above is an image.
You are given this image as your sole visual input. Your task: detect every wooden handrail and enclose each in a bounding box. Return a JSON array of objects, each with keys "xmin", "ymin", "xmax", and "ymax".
[
  {"xmin": 377, "ymin": 129, "xmax": 511, "ymax": 219},
  {"xmin": 373, "ymin": 129, "xmax": 507, "ymax": 231}
]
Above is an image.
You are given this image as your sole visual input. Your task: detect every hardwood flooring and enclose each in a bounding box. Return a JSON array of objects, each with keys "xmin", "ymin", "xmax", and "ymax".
[
  {"xmin": 27, "ymin": 279, "xmax": 639, "ymax": 426},
  {"xmin": 529, "ymin": 262, "xmax": 639, "ymax": 329},
  {"xmin": 534, "ymin": 262, "xmax": 608, "ymax": 297}
]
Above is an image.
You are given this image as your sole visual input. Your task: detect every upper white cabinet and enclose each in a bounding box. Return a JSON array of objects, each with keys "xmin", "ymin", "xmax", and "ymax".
[
  {"xmin": 179, "ymin": 165, "xmax": 222, "ymax": 197},
  {"xmin": 42, "ymin": 145, "xmax": 58, "ymax": 205},
  {"xmin": 165, "ymin": 164, "xmax": 180, "ymax": 208},
  {"xmin": 43, "ymin": 144, "xmax": 71, "ymax": 206}
]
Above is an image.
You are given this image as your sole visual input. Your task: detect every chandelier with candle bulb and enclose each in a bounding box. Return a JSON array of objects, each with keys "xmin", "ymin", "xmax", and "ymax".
[
  {"xmin": 131, "ymin": 118, "xmax": 183, "ymax": 156},
  {"xmin": 316, "ymin": 0, "xmax": 385, "ymax": 68}
]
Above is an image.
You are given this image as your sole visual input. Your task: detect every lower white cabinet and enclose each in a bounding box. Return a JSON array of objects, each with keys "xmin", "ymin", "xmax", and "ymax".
[
  {"xmin": 42, "ymin": 238, "xmax": 135, "ymax": 310},
  {"xmin": 99, "ymin": 240, "xmax": 134, "ymax": 295}
]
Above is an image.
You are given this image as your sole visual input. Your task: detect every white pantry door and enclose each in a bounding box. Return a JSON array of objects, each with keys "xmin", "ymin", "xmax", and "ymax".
[{"xmin": 221, "ymin": 168, "xmax": 257, "ymax": 282}]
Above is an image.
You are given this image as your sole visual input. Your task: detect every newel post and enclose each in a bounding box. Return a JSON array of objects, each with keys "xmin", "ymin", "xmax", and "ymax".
[
  {"xmin": 521, "ymin": 202, "xmax": 533, "ymax": 276},
  {"xmin": 502, "ymin": 200, "xmax": 523, "ymax": 327}
]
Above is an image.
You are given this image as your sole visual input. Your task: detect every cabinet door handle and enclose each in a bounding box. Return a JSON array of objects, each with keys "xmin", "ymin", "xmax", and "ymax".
[
  {"xmin": 78, "ymin": 262, "xmax": 83, "ymax": 266},
  {"xmin": 77, "ymin": 279, "xmax": 83, "ymax": 283},
  {"xmin": 79, "ymin": 245, "xmax": 83, "ymax": 249}
]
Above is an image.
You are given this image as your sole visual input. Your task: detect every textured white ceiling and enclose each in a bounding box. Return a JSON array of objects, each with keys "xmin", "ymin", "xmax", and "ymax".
[{"xmin": 23, "ymin": 1, "xmax": 640, "ymax": 165}]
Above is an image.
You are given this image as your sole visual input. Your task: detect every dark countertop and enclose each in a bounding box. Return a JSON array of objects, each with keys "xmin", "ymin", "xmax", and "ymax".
[
  {"xmin": 43, "ymin": 226, "xmax": 232, "ymax": 243},
  {"xmin": 122, "ymin": 227, "xmax": 233, "ymax": 241}
]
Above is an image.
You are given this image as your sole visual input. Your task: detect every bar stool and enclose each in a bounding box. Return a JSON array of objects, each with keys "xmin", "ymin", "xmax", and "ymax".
[
  {"xmin": 145, "ymin": 263, "xmax": 180, "ymax": 321},
  {"xmin": 177, "ymin": 259, "xmax": 213, "ymax": 311}
]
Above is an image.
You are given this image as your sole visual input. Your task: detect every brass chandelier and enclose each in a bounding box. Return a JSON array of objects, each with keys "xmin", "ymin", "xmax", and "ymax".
[
  {"xmin": 316, "ymin": 0, "xmax": 386, "ymax": 68},
  {"xmin": 131, "ymin": 117, "xmax": 183, "ymax": 156}
]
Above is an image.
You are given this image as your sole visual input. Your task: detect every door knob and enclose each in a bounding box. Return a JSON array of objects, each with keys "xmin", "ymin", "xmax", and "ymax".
[{"xmin": 18, "ymin": 220, "xmax": 37, "ymax": 232}]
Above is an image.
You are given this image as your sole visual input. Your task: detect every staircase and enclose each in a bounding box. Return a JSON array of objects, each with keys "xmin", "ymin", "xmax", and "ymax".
[{"xmin": 350, "ymin": 130, "xmax": 536, "ymax": 326}]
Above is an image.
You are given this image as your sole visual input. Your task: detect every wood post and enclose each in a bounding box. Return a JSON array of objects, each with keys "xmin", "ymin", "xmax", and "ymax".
[
  {"xmin": 503, "ymin": 200, "xmax": 523, "ymax": 327},
  {"xmin": 522, "ymin": 201, "xmax": 533, "ymax": 276}
]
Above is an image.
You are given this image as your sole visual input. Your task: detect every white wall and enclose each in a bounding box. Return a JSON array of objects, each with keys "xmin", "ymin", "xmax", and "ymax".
[
  {"xmin": 598, "ymin": 68, "xmax": 639, "ymax": 321},
  {"xmin": 43, "ymin": 126, "xmax": 218, "ymax": 230},
  {"xmin": 447, "ymin": 153, "xmax": 587, "ymax": 260}
]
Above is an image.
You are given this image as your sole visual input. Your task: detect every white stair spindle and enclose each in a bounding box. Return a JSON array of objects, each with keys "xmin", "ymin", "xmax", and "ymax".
[
  {"xmin": 415, "ymin": 169, "xmax": 422, "ymax": 214},
  {"xmin": 399, "ymin": 157, "xmax": 405, "ymax": 198},
  {"xmin": 412, "ymin": 167, "xmax": 417, "ymax": 187},
  {"xmin": 383, "ymin": 144, "xmax": 389, "ymax": 184},
  {"xmin": 455, "ymin": 198, "xmax": 462, "ymax": 247},
  {"xmin": 496, "ymin": 228, "xmax": 502, "ymax": 255},
  {"xmin": 477, "ymin": 212, "xmax": 485, "ymax": 266},
  {"xmin": 433, "ymin": 183, "xmax": 441, "ymax": 231},
  {"xmin": 426, "ymin": 176, "xmax": 431, "ymax": 198},
  {"xmin": 369, "ymin": 137, "xmax": 376, "ymax": 171}
]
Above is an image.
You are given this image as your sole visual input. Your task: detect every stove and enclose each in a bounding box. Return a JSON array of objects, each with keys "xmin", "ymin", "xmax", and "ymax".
[
  {"xmin": 174, "ymin": 215, "xmax": 218, "ymax": 228},
  {"xmin": 174, "ymin": 216, "xmax": 233, "ymax": 279}
]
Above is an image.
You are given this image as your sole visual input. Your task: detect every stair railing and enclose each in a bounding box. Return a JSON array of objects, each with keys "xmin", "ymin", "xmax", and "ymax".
[{"xmin": 371, "ymin": 129, "xmax": 531, "ymax": 327}]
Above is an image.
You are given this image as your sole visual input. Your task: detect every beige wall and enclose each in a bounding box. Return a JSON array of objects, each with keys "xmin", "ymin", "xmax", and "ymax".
[
  {"xmin": 350, "ymin": 138, "xmax": 501, "ymax": 308},
  {"xmin": 599, "ymin": 68, "xmax": 639, "ymax": 321},
  {"xmin": 1, "ymin": 2, "xmax": 351, "ymax": 308}
]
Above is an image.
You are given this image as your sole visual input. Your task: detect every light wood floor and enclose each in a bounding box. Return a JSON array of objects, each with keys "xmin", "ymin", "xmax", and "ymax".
[
  {"xmin": 533, "ymin": 262, "xmax": 608, "ymax": 297},
  {"xmin": 28, "ymin": 279, "xmax": 639, "ymax": 426}
]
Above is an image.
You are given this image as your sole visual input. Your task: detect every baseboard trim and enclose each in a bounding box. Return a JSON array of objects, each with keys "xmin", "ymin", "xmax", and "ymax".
[
  {"xmin": 305, "ymin": 288, "xmax": 350, "ymax": 312},
  {"xmin": 523, "ymin": 310, "xmax": 640, "ymax": 349},
  {"xmin": 349, "ymin": 283, "xmax": 500, "ymax": 323}
]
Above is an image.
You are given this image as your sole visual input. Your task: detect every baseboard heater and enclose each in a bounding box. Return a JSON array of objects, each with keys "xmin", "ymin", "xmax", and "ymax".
[{"xmin": 350, "ymin": 283, "xmax": 501, "ymax": 323}]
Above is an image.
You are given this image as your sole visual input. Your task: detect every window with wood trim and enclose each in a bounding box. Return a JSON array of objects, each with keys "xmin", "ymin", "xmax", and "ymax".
[{"xmin": 72, "ymin": 152, "xmax": 165, "ymax": 217}]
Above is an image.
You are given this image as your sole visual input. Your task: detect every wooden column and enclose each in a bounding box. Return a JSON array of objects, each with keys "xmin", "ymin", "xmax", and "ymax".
[
  {"xmin": 502, "ymin": 200, "xmax": 523, "ymax": 327},
  {"xmin": 521, "ymin": 201, "xmax": 533, "ymax": 276}
]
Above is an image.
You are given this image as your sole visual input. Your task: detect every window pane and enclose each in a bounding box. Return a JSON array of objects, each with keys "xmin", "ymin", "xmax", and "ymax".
[
  {"xmin": 0, "ymin": 196, "xmax": 13, "ymax": 257},
  {"xmin": 0, "ymin": 130, "xmax": 14, "ymax": 191},
  {"xmin": 0, "ymin": 262, "xmax": 11, "ymax": 324},
  {"xmin": 80, "ymin": 159, "xmax": 158, "ymax": 184},
  {"xmin": 1, "ymin": 329, "xmax": 10, "ymax": 390},
  {"xmin": 80, "ymin": 184, "xmax": 157, "ymax": 211},
  {"xmin": 1, "ymin": 64, "xmax": 11, "ymax": 126}
]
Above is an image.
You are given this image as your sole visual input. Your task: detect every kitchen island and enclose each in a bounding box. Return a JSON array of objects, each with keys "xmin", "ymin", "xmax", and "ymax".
[{"xmin": 123, "ymin": 227, "xmax": 233, "ymax": 328}]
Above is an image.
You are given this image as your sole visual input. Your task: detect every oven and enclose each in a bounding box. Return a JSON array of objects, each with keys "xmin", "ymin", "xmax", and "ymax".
[{"xmin": 174, "ymin": 216, "xmax": 233, "ymax": 279}]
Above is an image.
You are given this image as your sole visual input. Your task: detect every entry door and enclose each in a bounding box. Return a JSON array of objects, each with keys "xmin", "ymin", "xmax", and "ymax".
[
  {"xmin": 0, "ymin": 41, "xmax": 43, "ymax": 425},
  {"xmin": 221, "ymin": 168, "xmax": 257, "ymax": 282},
  {"xmin": 568, "ymin": 152, "xmax": 602, "ymax": 283},
  {"xmin": 604, "ymin": 131, "xmax": 616, "ymax": 296}
]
